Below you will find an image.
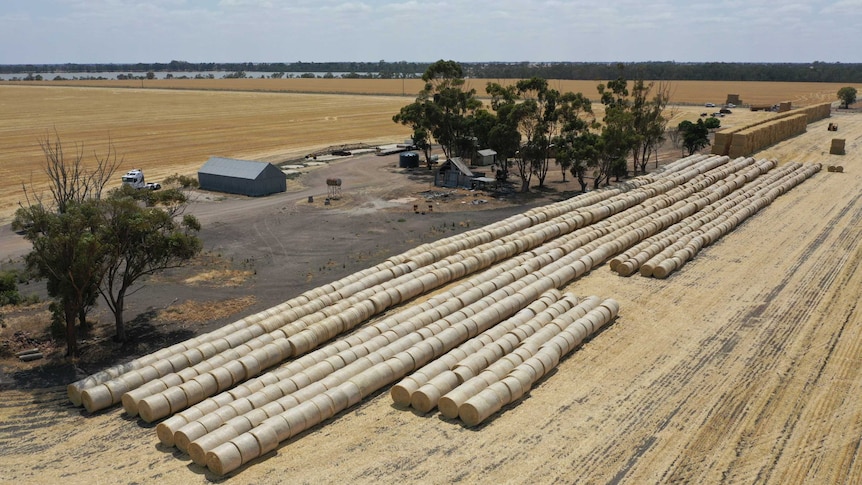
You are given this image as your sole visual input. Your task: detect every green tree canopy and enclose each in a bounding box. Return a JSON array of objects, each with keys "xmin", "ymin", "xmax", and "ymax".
[
  {"xmin": 393, "ymin": 60, "xmax": 481, "ymax": 162},
  {"xmin": 97, "ymin": 187, "xmax": 201, "ymax": 342},
  {"xmin": 679, "ymin": 119, "xmax": 711, "ymax": 155},
  {"xmin": 837, "ymin": 86, "xmax": 857, "ymax": 108},
  {"xmin": 703, "ymin": 117, "xmax": 721, "ymax": 130},
  {"xmin": 595, "ymin": 72, "xmax": 638, "ymax": 188}
]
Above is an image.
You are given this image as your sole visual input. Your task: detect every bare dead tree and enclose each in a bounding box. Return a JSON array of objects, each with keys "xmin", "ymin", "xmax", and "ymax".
[
  {"xmin": 87, "ymin": 136, "xmax": 123, "ymax": 201},
  {"xmin": 14, "ymin": 131, "xmax": 124, "ymax": 353},
  {"xmin": 36, "ymin": 130, "xmax": 122, "ymax": 213}
]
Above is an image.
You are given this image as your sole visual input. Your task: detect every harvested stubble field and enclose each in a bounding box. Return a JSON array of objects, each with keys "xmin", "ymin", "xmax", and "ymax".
[
  {"xmin": 1, "ymin": 81, "xmax": 861, "ymax": 484},
  {"xmin": 3, "ymin": 78, "xmax": 856, "ymax": 224}
]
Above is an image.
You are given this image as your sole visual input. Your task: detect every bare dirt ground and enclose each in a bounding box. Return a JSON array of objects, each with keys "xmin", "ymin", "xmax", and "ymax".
[{"xmin": 1, "ymin": 84, "xmax": 860, "ymax": 483}]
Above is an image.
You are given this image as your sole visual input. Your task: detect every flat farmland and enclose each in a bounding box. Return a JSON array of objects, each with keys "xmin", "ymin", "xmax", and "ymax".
[
  {"xmin": 3, "ymin": 78, "xmax": 856, "ymax": 224},
  {"xmin": 0, "ymin": 84, "xmax": 414, "ymax": 223},
  {"xmin": 1, "ymin": 80, "xmax": 861, "ymax": 483},
  {"xmin": 30, "ymin": 78, "xmax": 857, "ymax": 106}
]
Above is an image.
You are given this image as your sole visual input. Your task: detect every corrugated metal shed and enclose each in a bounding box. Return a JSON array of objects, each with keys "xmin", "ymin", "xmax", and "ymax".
[
  {"xmin": 434, "ymin": 157, "xmax": 475, "ymax": 188},
  {"xmin": 198, "ymin": 157, "xmax": 287, "ymax": 197},
  {"xmin": 476, "ymin": 149, "xmax": 497, "ymax": 166}
]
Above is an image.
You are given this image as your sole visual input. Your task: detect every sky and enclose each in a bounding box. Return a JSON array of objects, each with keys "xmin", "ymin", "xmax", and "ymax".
[{"xmin": 2, "ymin": 0, "xmax": 861, "ymax": 64}]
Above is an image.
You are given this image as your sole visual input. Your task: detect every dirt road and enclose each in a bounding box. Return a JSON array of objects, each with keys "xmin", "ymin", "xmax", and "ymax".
[{"xmin": 1, "ymin": 113, "xmax": 860, "ymax": 483}]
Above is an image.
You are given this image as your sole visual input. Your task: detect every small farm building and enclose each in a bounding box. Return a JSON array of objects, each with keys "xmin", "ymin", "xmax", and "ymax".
[
  {"xmin": 475, "ymin": 149, "xmax": 497, "ymax": 166},
  {"xmin": 198, "ymin": 157, "xmax": 287, "ymax": 197},
  {"xmin": 435, "ymin": 158, "xmax": 476, "ymax": 189}
]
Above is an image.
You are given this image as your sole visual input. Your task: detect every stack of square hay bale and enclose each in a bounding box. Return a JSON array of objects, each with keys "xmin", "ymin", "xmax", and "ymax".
[
  {"xmin": 711, "ymin": 102, "xmax": 832, "ymax": 157},
  {"xmin": 830, "ymin": 139, "xmax": 845, "ymax": 155},
  {"xmin": 728, "ymin": 114, "xmax": 808, "ymax": 158}
]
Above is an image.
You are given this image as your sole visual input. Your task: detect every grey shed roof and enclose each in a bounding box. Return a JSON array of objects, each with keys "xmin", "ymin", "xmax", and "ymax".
[
  {"xmin": 446, "ymin": 157, "xmax": 473, "ymax": 177},
  {"xmin": 199, "ymin": 157, "xmax": 277, "ymax": 180},
  {"xmin": 477, "ymin": 149, "xmax": 497, "ymax": 157}
]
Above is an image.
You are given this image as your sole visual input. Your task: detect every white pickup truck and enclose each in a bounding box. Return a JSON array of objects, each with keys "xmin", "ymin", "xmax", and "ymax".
[{"xmin": 121, "ymin": 169, "xmax": 161, "ymax": 190}]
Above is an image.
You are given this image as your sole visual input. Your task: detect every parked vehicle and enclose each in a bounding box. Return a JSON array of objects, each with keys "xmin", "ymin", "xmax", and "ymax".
[
  {"xmin": 121, "ymin": 169, "xmax": 161, "ymax": 190},
  {"xmin": 705, "ymin": 103, "xmax": 716, "ymax": 107}
]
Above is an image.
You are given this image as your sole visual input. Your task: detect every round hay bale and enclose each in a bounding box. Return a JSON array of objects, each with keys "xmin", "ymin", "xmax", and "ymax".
[
  {"xmin": 438, "ymin": 378, "xmax": 489, "ymax": 419},
  {"xmin": 174, "ymin": 421, "xmax": 212, "ymax": 454},
  {"xmin": 290, "ymin": 401, "xmax": 323, "ymax": 437},
  {"xmin": 81, "ymin": 385, "xmax": 115, "ymax": 414},
  {"xmin": 459, "ymin": 387, "xmax": 504, "ymax": 427},
  {"xmin": 250, "ymin": 422, "xmax": 281, "ymax": 456},
  {"xmin": 205, "ymin": 441, "xmax": 243, "ymax": 476},
  {"xmin": 227, "ymin": 431, "xmax": 262, "ymax": 467},
  {"xmin": 410, "ymin": 383, "xmax": 446, "ymax": 414},
  {"xmin": 137, "ymin": 393, "xmax": 172, "ymax": 423}
]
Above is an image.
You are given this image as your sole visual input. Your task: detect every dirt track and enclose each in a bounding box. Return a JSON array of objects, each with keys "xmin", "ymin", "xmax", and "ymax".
[{"xmin": 1, "ymin": 108, "xmax": 861, "ymax": 483}]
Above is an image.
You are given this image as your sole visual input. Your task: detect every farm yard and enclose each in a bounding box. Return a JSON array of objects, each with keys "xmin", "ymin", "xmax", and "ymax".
[{"xmin": 1, "ymin": 80, "xmax": 861, "ymax": 484}]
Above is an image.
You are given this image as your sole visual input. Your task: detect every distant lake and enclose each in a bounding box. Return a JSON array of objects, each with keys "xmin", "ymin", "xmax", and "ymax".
[{"xmin": 0, "ymin": 71, "xmax": 383, "ymax": 81}]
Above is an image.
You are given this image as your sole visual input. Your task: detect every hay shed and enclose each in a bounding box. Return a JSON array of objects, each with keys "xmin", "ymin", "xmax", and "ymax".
[
  {"xmin": 435, "ymin": 158, "xmax": 474, "ymax": 188},
  {"xmin": 475, "ymin": 149, "xmax": 497, "ymax": 167},
  {"xmin": 198, "ymin": 157, "xmax": 287, "ymax": 197}
]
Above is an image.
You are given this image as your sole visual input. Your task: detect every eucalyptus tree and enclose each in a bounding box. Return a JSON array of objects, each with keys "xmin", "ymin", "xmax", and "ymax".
[
  {"xmin": 595, "ymin": 74, "xmax": 637, "ymax": 188},
  {"xmin": 630, "ymin": 79, "xmax": 671, "ymax": 174},
  {"xmin": 552, "ymin": 91, "xmax": 594, "ymax": 185},
  {"xmin": 393, "ymin": 60, "xmax": 482, "ymax": 161},
  {"xmin": 485, "ymin": 82, "xmax": 522, "ymax": 183},
  {"xmin": 97, "ymin": 186, "xmax": 202, "ymax": 342}
]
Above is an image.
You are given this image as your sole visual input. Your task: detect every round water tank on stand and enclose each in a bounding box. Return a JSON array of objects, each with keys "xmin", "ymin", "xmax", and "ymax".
[{"xmin": 399, "ymin": 151, "xmax": 419, "ymax": 168}]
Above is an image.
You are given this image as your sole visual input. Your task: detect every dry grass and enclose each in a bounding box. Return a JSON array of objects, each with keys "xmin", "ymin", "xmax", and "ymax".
[
  {"xmin": 157, "ymin": 295, "xmax": 256, "ymax": 324},
  {"xmin": 183, "ymin": 269, "xmax": 254, "ymax": 287}
]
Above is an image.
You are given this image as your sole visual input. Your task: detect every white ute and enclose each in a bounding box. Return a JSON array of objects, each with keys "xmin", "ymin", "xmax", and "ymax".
[{"xmin": 121, "ymin": 169, "xmax": 161, "ymax": 190}]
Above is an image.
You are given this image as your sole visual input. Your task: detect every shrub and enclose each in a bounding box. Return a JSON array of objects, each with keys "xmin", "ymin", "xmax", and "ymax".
[
  {"xmin": 704, "ymin": 117, "xmax": 721, "ymax": 130},
  {"xmin": 0, "ymin": 271, "xmax": 21, "ymax": 306}
]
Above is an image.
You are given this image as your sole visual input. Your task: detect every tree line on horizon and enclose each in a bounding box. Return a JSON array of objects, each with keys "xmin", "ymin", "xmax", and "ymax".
[{"xmin": 3, "ymin": 60, "xmax": 862, "ymax": 83}]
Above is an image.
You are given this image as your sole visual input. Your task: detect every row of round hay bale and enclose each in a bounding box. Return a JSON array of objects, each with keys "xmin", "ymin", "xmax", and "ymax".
[
  {"xmin": 169, "ymin": 253, "xmax": 572, "ymax": 450},
  {"xmin": 626, "ymin": 158, "xmax": 781, "ymax": 277},
  {"xmin": 77, "ymin": 174, "xmax": 612, "ymax": 411},
  {"xmin": 407, "ymin": 294, "xmax": 585, "ymax": 413},
  {"xmin": 588, "ymin": 157, "xmax": 766, "ymax": 271},
  {"xmin": 390, "ymin": 290, "xmax": 565, "ymax": 406},
  {"xmin": 458, "ymin": 298, "xmax": 619, "ymax": 427},
  {"xmin": 166, "ymin": 295, "xmax": 470, "ymax": 444},
  {"xmin": 66, "ymin": 254, "xmax": 407, "ymax": 407},
  {"xmin": 648, "ymin": 163, "xmax": 820, "ymax": 279},
  {"xmin": 132, "ymin": 216, "xmax": 586, "ymax": 419},
  {"xmin": 437, "ymin": 296, "xmax": 602, "ymax": 419},
  {"xmin": 78, "ymin": 250, "xmax": 442, "ymax": 412},
  {"xmin": 202, "ymin": 273, "xmax": 578, "ymax": 474}
]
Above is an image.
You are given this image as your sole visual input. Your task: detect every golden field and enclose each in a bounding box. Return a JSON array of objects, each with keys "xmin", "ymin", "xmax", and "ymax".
[
  {"xmin": 0, "ymin": 79, "xmax": 861, "ymax": 483},
  {"xmin": 24, "ymin": 77, "xmax": 857, "ymax": 106},
  {"xmin": 2, "ymin": 79, "xmax": 857, "ymax": 224}
]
